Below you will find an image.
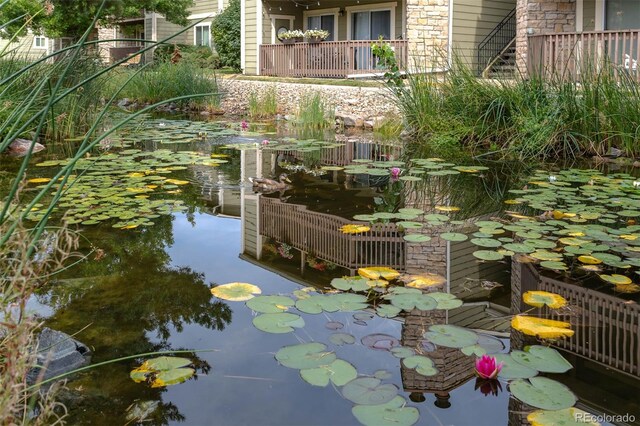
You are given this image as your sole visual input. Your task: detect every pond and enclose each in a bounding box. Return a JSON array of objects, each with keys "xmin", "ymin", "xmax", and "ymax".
[{"xmin": 6, "ymin": 116, "xmax": 640, "ymax": 425}]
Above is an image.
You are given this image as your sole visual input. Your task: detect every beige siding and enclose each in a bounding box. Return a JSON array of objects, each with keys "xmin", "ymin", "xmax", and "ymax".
[
  {"xmin": 243, "ymin": 197, "xmax": 259, "ymax": 256},
  {"xmin": 0, "ymin": 34, "xmax": 50, "ymax": 60},
  {"xmin": 244, "ymin": 0, "xmax": 258, "ymax": 74},
  {"xmin": 452, "ymin": 0, "xmax": 515, "ymax": 67},
  {"xmin": 190, "ymin": 0, "xmax": 218, "ymax": 15},
  {"xmin": 156, "ymin": 16, "xmax": 190, "ymax": 44},
  {"xmin": 583, "ymin": 0, "xmax": 596, "ymax": 31}
]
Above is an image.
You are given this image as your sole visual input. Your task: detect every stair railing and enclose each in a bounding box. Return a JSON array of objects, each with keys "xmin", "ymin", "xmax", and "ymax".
[{"xmin": 477, "ymin": 8, "xmax": 516, "ymax": 76}]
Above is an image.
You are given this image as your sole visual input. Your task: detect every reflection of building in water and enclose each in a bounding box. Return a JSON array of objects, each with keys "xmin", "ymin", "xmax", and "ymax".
[
  {"xmin": 276, "ymin": 138, "xmax": 403, "ymax": 167},
  {"xmin": 509, "ymin": 259, "xmax": 640, "ymax": 425}
]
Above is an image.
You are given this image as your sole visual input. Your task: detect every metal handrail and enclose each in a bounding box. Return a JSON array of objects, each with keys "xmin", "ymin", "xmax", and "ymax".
[{"xmin": 477, "ymin": 8, "xmax": 516, "ymax": 75}]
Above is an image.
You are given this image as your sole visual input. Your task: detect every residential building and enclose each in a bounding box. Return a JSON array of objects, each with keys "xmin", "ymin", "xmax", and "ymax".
[{"xmin": 0, "ymin": 30, "xmax": 54, "ymax": 60}]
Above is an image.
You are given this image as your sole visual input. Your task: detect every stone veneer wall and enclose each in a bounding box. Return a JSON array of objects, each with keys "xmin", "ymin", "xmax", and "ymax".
[
  {"xmin": 515, "ymin": 0, "xmax": 576, "ymax": 73},
  {"xmin": 405, "ymin": 0, "xmax": 450, "ymax": 70},
  {"xmin": 97, "ymin": 27, "xmax": 117, "ymax": 64},
  {"xmin": 218, "ymin": 79, "xmax": 400, "ymax": 119}
]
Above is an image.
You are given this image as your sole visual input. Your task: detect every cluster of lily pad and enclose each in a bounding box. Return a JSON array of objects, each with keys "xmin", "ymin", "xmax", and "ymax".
[
  {"xmin": 221, "ymin": 137, "xmax": 343, "ymax": 153},
  {"xmin": 26, "ymin": 148, "xmax": 227, "ymax": 229}
]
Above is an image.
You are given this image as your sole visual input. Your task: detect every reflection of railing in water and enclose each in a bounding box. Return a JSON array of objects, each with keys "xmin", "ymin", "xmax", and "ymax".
[
  {"xmin": 521, "ymin": 263, "xmax": 640, "ymax": 377},
  {"xmin": 276, "ymin": 140, "xmax": 403, "ymax": 167},
  {"xmin": 260, "ymin": 197, "xmax": 405, "ymax": 271}
]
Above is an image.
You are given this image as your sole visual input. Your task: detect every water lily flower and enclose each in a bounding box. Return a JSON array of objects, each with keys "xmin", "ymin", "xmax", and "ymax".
[
  {"xmin": 475, "ymin": 354, "xmax": 503, "ymax": 379},
  {"xmin": 390, "ymin": 167, "xmax": 401, "ymax": 180},
  {"xmin": 634, "ymin": 181, "xmax": 640, "ymax": 188},
  {"xmin": 241, "ymin": 120, "xmax": 249, "ymax": 130},
  {"xmin": 262, "ymin": 139, "xmax": 269, "ymax": 145},
  {"xmin": 474, "ymin": 377, "xmax": 502, "ymax": 396},
  {"xmin": 548, "ymin": 175, "xmax": 557, "ymax": 182}
]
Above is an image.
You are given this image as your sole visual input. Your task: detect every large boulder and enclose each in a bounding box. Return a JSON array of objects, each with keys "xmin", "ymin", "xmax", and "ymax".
[
  {"xmin": 27, "ymin": 327, "xmax": 91, "ymax": 385},
  {"xmin": 6, "ymin": 138, "xmax": 45, "ymax": 156}
]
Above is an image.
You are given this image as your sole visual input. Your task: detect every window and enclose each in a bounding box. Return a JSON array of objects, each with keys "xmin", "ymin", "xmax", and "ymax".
[
  {"xmin": 195, "ymin": 24, "xmax": 211, "ymax": 47},
  {"xmin": 307, "ymin": 15, "xmax": 335, "ymax": 41},
  {"xmin": 34, "ymin": 35, "xmax": 47, "ymax": 49},
  {"xmin": 351, "ymin": 10, "xmax": 391, "ymax": 40}
]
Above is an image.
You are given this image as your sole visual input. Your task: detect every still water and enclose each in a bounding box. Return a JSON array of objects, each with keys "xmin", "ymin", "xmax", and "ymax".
[{"xmin": 7, "ymin": 118, "xmax": 640, "ymax": 425}]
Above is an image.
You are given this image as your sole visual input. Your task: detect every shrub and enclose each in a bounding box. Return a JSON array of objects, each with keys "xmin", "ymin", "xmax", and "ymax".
[
  {"xmin": 211, "ymin": 0, "xmax": 241, "ymax": 71},
  {"xmin": 153, "ymin": 44, "xmax": 220, "ymax": 69}
]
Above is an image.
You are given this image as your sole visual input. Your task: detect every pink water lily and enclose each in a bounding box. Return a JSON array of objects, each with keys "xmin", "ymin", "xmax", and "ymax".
[
  {"xmin": 390, "ymin": 167, "xmax": 401, "ymax": 180},
  {"xmin": 241, "ymin": 120, "xmax": 249, "ymax": 130},
  {"xmin": 261, "ymin": 139, "xmax": 269, "ymax": 145},
  {"xmin": 475, "ymin": 354, "xmax": 503, "ymax": 379}
]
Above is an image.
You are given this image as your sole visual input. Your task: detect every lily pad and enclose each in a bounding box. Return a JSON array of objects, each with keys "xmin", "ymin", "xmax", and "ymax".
[
  {"xmin": 329, "ymin": 333, "xmax": 356, "ymax": 346},
  {"xmin": 511, "ymin": 315, "xmax": 574, "ymax": 339},
  {"xmin": 352, "ymin": 396, "xmax": 419, "ymax": 426},
  {"xmin": 388, "ymin": 293, "xmax": 437, "ymax": 311},
  {"xmin": 130, "ymin": 356, "xmax": 194, "ymax": 388},
  {"xmin": 211, "ymin": 282, "xmax": 261, "ymax": 301},
  {"xmin": 402, "ymin": 355, "xmax": 437, "ymax": 376},
  {"xmin": 342, "ymin": 378, "xmax": 398, "ymax": 405},
  {"xmin": 376, "ymin": 304, "xmax": 402, "ymax": 318},
  {"xmin": 598, "ymin": 274, "xmax": 632, "ymax": 285},
  {"xmin": 361, "ymin": 334, "xmax": 400, "ymax": 351},
  {"xmin": 509, "ymin": 377, "xmax": 577, "ymax": 410},
  {"xmin": 439, "ymin": 232, "xmax": 468, "ymax": 242},
  {"xmin": 473, "ymin": 250, "xmax": 505, "ymax": 261},
  {"xmin": 358, "ymin": 267, "xmax": 400, "ymax": 281},
  {"xmin": 423, "ymin": 325, "xmax": 478, "ymax": 348},
  {"xmin": 300, "ymin": 359, "xmax": 357, "ymax": 387},
  {"xmin": 275, "ymin": 343, "xmax": 336, "ymax": 369},
  {"xmin": 390, "ymin": 347, "xmax": 415, "ymax": 358},
  {"xmin": 246, "ymin": 295, "xmax": 295, "ymax": 313},
  {"xmin": 510, "ymin": 346, "xmax": 573, "ymax": 374},
  {"xmin": 523, "ymin": 291, "xmax": 567, "ymax": 309},
  {"xmin": 493, "ymin": 353, "xmax": 538, "ymax": 379},
  {"xmin": 252, "ymin": 312, "xmax": 305, "ymax": 334},
  {"xmin": 403, "ymin": 234, "xmax": 432, "ymax": 243},
  {"xmin": 471, "ymin": 238, "xmax": 502, "ymax": 248},
  {"xmin": 527, "ymin": 408, "xmax": 600, "ymax": 426}
]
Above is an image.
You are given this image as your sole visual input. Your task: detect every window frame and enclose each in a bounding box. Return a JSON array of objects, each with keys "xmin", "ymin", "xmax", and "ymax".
[
  {"xmin": 303, "ymin": 7, "xmax": 339, "ymax": 40},
  {"xmin": 33, "ymin": 35, "xmax": 48, "ymax": 49},
  {"xmin": 345, "ymin": 2, "xmax": 396, "ymax": 41},
  {"xmin": 194, "ymin": 22, "xmax": 212, "ymax": 47}
]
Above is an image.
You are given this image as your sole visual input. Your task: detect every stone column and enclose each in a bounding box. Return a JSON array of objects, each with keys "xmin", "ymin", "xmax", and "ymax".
[
  {"xmin": 515, "ymin": 0, "xmax": 577, "ymax": 75},
  {"xmin": 97, "ymin": 26, "xmax": 117, "ymax": 64},
  {"xmin": 405, "ymin": 0, "xmax": 450, "ymax": 71}
]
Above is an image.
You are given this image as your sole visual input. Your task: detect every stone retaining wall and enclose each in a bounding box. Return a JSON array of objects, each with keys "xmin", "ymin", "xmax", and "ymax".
[{"xmin": 217, "ymin": 78, "xmax": 400, "ymax": 122}]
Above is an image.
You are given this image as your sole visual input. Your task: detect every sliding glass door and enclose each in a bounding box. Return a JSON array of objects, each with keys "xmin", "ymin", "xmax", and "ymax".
[{"xmin": 351, "ymin": 10, "xmax": 391, "ymax": 70}]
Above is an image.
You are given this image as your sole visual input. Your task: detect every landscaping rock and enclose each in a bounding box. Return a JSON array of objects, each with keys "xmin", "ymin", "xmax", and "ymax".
[
  {"xmin": 337, "ymin": 114, "xmax": 365, "ymax": 128},
  {"xmin": 6, "ymin": 138, "xmax": 45, "ymax": 156},
  {"xmin": 117, "ymin": 98, "xmax": 131, "ymax": 108},
  {"xmin": 27, "ymin": 327, "xmax": 91, "ymax": 385}
]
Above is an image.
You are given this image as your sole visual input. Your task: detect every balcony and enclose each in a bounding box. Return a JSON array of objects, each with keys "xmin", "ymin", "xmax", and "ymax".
[{"xmin": 259, "ymin": 40, "xmax": 408, "ymax": 78}]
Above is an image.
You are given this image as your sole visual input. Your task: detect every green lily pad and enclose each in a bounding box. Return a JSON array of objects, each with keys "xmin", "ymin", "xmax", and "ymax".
[
  {"xmin": 300, "ymin": 359, "xmax": 357, "ymax": 387},
  {"xmin": 388, "ymin": 293, "xmax": 437, "ymax": 311},
  {"xmin": 493, "ymin": 353, "xmax": 538, "ymax": 379},
  {"xmin": 423, "ymin": 325, "xmax": 478, "ymax": 348},
  {"xmin": 397, "ymin": 221, "xmax": 423, "ymax": 229},
  {"xmin": 402, "ymin": 355, "xmax": 437, "ymax": 376},
  {"xmin": 342, "ymin": 378, "xmax": 398, "ymax": 405},
  {"xmin": 403, "ymin": 234, "xmax": 432, "ymax": 243},
  {"xmin": 470, "ymin": 238, "xmax": 502, "ymax": 248},
  {"xmin": 439, "ymin": 232, "xmax": 468, "ymax": 242},
  {"xmin": 398, "ymin": 208, "xmax": 424, "ymax": 215},
  {"xmin": 353, "ymin": 214, "xmax": 379, "ymax": 222},
  {"xmin": 511, "ymin": 346, "xmax": 573, "ymax": 373},
  {"xmin": 252, "ymin": 312, "xmax": 305, "ymax": 334},
  {"xmin": 352, "ymin": 396, "xmax": 419, "ymax": 426},
  {"xmin": 275, "ymin": 343, "xmax": 336, "ymax": 369},
  {"xmin": 461, "ymin": 344, "xmax": 486, "ymax": 357},
  {"xmin": 246, "ymin": 295, "xmax": 295, "ymax": 313},
  {"xmin": 329, "ymin": 333, "xmax": 356, "ymax": 346},
  {"xmin": 390, "ymin": 347, "xmax": 415, "ymax": 359},
  {"xmin": 330, "ymin": 277, "xmax": 372, "ymax": 292},
  {"xmin": 509, "ymin": 377, "xmax": 577, "ymax": 410},
  {"xmin": 473, "ymin": 250, "xmax": 505, "ymax": 261},
  {"xmin": 376, "ymin": 304, "xmax": 402, "ymax": 318}
]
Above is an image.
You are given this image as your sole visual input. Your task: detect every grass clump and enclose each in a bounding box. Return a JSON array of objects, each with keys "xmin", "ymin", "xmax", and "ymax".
[
  {"xmin": 389, "ymin": 54, "xmax": 640, "ymax": 160},
  {"xmin": 114, "ymin": 60, "xmax": 220, "ymax": 110},
  {"xmin": 373, "ymin": 115, "xmax": 403, "ymax": 140},
  {"xmin": 295, "ymin": 92, "xmax": 334, "ymax": 129},
  {"xmin": 248, "ymin": 86, "xmax": 278, "ymax": 119}
]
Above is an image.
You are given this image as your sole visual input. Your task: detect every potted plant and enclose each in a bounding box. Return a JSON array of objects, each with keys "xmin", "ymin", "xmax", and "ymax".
[
  {"xmin": 280, "ymin": 30, "xmax": 305, "ymax": 44},
  {"xmin": 304, "ymin": 29, "xmax": 330, "ymax": 43}
]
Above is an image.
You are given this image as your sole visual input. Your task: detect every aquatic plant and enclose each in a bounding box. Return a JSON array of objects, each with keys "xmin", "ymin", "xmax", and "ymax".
[
  {"xmin": 295, "ymin": 92, "xmax": 334, "ymax": 129},
  {"xmin": 248, "ymin": 86, "xmax": 279, "ymax": 119},
  {"xmin": 475, "ymin": 355, "xmax": 503, "ymax": 379}
]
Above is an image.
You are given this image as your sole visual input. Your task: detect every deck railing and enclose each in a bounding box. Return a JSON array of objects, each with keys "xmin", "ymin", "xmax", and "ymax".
[
  {"xmin": 276, "ymin": 140, "xmax": 403, "ymax": 167},
  {"xmin": 260, "ymin": 40, "xmax": 408, "ymax": 78},
  {"xmin": 528, "ymin": 30, "xmax": 640, "ymax": 82},
  {"xmin": 520, "ymin": 264, "xmax": 640, "ymax": 377},
  {"xmin": 260, "ymin": 197, "xmax": 406, "ymax": 271}
]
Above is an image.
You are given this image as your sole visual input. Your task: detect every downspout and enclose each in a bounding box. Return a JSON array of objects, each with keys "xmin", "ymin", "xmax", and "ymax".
[
  {"xmin": 241, "ymin": 0, "xmax": 246, "ymax": 72},
  {"xmin": 447, "ymin": 0, "xmax": 453, "ymax": 71}
]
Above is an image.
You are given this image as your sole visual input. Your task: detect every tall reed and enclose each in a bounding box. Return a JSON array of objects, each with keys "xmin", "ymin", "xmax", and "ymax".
[{"xmin": 295, "ymin": 92, "xmax": 334, "ymax": 129}]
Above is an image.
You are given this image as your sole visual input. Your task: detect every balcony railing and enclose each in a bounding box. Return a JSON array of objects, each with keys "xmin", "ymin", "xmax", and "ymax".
[
  {"xmin": 528, "ymin": 30, "xmax": 640, "ymax": 82},
  {"xmin": 260, "ymin": 40, "xmax": 408, "ymax": 78}
]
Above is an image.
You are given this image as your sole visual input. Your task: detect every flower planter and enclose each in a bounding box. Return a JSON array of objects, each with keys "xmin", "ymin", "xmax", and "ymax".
[
  {"xmin": 294, "ymin": 37, "xmax": 304, "ymax": 43},
  {"xmin": 282, "ymin": 39, "xmax": 295, "ymax": 45},
  {"xmin": 307, "ymin": 37, "xmax": 324, "ymax": 44}
]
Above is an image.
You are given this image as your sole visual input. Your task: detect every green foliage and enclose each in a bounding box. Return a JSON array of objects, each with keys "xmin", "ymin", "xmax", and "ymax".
[
  {"xmin": 371, "ymin": 37, "xmax": 403, "ymax": 89},
  {"xmin": 248, "ymin": 86, "xmax": 278, "ymax": 119},
  {"xmin": 211, "ymin": 0, "xmax": 241, "ymax": 71},
  {"xmin": 388, "ymin": 53, "xmax": 640, "ymax": 160},
  {"xmin": 114, "ymin": 61, "xmax": 219, "ymax": 109},
  {"xmin": 3, "ymin": 0, "xmax": 194, "ymax": 38},
  {"xmin": 154, "ymin": 44, "xmax": 220, "ymax": 69},
  {"xmin": 295, "ymin": 92, "xmax": 334, "ymax": 128}
]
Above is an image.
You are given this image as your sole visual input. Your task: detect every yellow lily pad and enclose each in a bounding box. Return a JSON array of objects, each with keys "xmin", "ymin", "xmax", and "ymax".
[
  {"xmin": 511, "ymin": 315, "xmax": 574, "ymax": 339},
  {"xmin": 614, "ymin": 283, "xmax": 640, "ymax": 293},
  {"xmin": 211, "ymin": 282, "xmax": 262, "ymax": 301},
  {"xmin": 598, "ymin": 274, "xmax": 632, "ymax": 285},
  {"xmin": 358, "ymin": 267, "xmax": 400, "ymax": 281},
  {"xmin": 577, "ymin": 255, "xmax": 602, "ymax": 264},
  {"xmin": 406, "ymin": 273, "xmax": 447, "ymax": 289},
  {"xmin": 339, "ymin": 224, "xmax": 371, "ymax": 234},
  {"xmin": 434, "ymin": 206, "xmax": 460, "ymax": 212},
  {"xmin": 523, "ymin": 291, "xmax": 567, "ymax": 309},
  {"xmin": 165, "ymin": 179, "xmax": 190, "ymax": 185},
  {"xmin": 27, "ymin": 177, "xmax": 51, "ymax": 183}
]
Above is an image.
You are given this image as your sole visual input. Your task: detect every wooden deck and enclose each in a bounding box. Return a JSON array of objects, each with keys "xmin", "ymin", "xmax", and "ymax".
[
  {"xmin": 260, "ymin": 40, "xmax": 408, "ymax": 78},
  {"xmin": 528, "ymin": 30, "xmax": 640, "ymax": 82}
]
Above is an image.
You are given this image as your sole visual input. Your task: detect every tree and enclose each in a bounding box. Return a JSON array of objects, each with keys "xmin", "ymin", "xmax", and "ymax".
[
  {"xmin": 211, "ymin": 0, "xmax": 240, "ymax": 71},
  {"xmin": 0, "ymin": 0, "xmax": 195, "ymax": 39}
]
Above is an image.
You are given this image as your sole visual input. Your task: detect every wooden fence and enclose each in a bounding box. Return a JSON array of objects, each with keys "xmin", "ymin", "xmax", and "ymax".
[
  {"xmin": 260, "ymin": 40, "xmax": 408, "ymax": 78},
  {"xmin": 260, "ymin": 197, "xmax": 406, "ymax": 271},
  {"xmin": 528, "ymin": 30, "xmax": 640, "ymax": 82},
  {"xmin": 521, "ymin": 264, "xmax": 640, "ymax": 377}
]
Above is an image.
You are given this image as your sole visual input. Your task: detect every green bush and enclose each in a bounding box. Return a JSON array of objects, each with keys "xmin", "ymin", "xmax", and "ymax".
[
  {"xmin": 211, "ymin": 0, "xmax": 241, "ymax": 71},
  {"xmin": 248, "ymin": 86, "xmax": 278, "ymax": 119},
  {"xmin": 153, "ymin": 44, "xmax": 220, "ymax": 69}
]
